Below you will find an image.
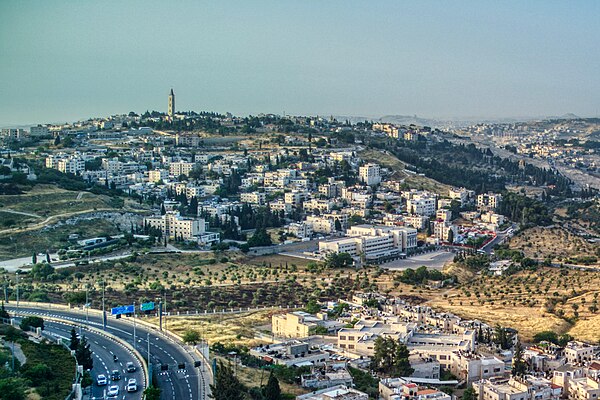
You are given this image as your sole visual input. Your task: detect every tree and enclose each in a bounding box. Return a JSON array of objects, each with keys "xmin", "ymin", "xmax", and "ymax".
[
  {"xmin": 20, "ymin": 316, "xmax": 44, "ymax": 331},
  {"xmin": 263, "ymin": 372, "xmax": 282, "ymax": 400},
  {"xmin": 0, "ymin": 303, "xmax": 10, "ymax": 320},
  {"xmin": 462, "ymin": 387, "xmax": 476, "ymax": 400},
  {"xmin": 143, "ymin": 386, "xmax": 161, "ymax": 400},
  {"xmin": 304, "ymin": 299, "xmax": 321, "ymax": 314},
  {"xmin": 182, "ymin": 329, "xmax": 201, "ymax": 346},
  {"xmin": 533, "ymin": 331, "xmax": 559, "ymax": 345},
  {"xmin": 512, "ymin": 341, "xmax": 527, "ymax": 377},
  {"xmin": 324, "ymin": 252, "xmax": 354, "ymax": 268},
  {"xmin": 76, "ymin": 336, "xmax": 94, "ymax": 370},
  {"xmin": 247, "ymin": 228, "xmax": 272, "ymax": 247},
  {"xmin": 209, "ymin": 362, "xmax": 246, "ymax": 400},
  {"xmin": 371, "ymin": 337, "xmax": 414, "ymax": 376},
  {"xmin": 32, "ymin": 252, "xmax": 37, "ymax": 264},
  {"xmin": 69, "ymin": 327, "xmax": 80, "ymax": 351},
  {"xmin": 447, "ymin": 229, "xmax": 454, "ymax": 244},
  {"xmin": 31, "ymin": 263, "xmax": 55, "ymax": 281}
]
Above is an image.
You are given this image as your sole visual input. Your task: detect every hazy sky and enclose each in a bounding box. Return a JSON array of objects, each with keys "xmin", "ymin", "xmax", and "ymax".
[{"xmin": 1, "ymin": 0, "xmax": 599, "ymax": 125}]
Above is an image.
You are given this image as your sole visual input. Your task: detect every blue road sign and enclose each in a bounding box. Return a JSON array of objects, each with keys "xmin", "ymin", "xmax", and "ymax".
[
  {"xmin": 140, "ymin": 302, "xmax": 155, "ymax": 311},
  {"xmin": 111, "ymin": 304, "xmax": 135, "ymax": 315}
]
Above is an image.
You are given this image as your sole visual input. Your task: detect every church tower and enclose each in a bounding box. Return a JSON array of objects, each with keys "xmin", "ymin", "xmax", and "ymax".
[{"xmin": 168, "ymin": 88, "xmax": 175, "ymax": 117}]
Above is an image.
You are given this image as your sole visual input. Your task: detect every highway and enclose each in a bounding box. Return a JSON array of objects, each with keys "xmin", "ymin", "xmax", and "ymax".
[
  {"xmin": 7, "ymin": 306, "xmax": 204, "ymax": 400},
  {"xmin": 31, "ymin": 319, "xmax": 145, "ymax": 399}
]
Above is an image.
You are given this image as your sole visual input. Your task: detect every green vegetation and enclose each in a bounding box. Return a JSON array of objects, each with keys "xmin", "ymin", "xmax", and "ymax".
[
  {"xmin": 348, "ymin": 366, "xmax": 379, "ymax": 399},
  {"xmin": 396, "ymin": 266, "xmax": 450, "ymax": 285},
  {"xmin": 0, "ymin": 322, "xmax": 76, "ymax": 400},
  {"xmin": 532, "ymin": 331, "xmax": 573, "ymax": 346},
  {"xmin": 182, "ymin": 329, "xmax": 201, "ymax": 345},
  {"xmin": 370, "ymin": 336, "xmax": 414, "ymax": 377},
  {"xmin": 324, "ymin": 252, "xmax": 354, "ymax": 268},
  {"xmin": 19, "ymin": 316, "xmax": 44, "ymax": 331}
]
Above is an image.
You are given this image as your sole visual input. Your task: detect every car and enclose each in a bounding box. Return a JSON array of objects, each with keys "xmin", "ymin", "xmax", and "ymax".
[
  {"xmin": 126, "ymin": 378, "xmax": 138, "ymax": 393},
  {"xmin": 126, "ymin": 361, "xmax": 136, "ymax": 372},
  {"xmin": 110, "ymin": 370, "xmax": 121, "ymax": 381},
  {"xmin": 96, "ymin": 374, "xmax": 107, "ymax": 386},
  {"xmin": 107, "ymin": 385, "xmax": 119, "ymax": 398}
]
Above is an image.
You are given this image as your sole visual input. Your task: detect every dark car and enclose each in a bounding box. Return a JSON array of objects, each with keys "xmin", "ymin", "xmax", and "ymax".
[
  {"xmin": 126, "ymin": 362, "xmax": 136, "ymax": 373},
  {"xmin": 110, "ymin": 370, "xmax": 121, "ymax": 381}
]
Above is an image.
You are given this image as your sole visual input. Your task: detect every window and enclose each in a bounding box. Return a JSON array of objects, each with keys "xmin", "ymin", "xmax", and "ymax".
[{"xmin": 339, "ymin": 336, "xmax": 346, "ymax": 340}]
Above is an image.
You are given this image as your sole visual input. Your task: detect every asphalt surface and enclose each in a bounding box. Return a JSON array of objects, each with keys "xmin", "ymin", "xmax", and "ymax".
[
  {"xmin": 7, "ymin": 306, "xmax": 203, "ymax": 400},
  {"xmin": 36, "ymin": 320, "xmax": 144, "ymax": 400}
]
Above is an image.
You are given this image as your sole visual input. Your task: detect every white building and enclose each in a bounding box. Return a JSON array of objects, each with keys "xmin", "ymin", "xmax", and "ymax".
[
  {"xmin": 169, "ymin": 161, "xmax": 195, "ymax": 177},
  {"xmin": 240, "ymin": 191, "xmax": 266, "ymax": 205},
  {"xmin": 359, "ymin": 163, "xmax": 381, "ymax": 185},
  {"xmin": 477, "ymin": 193, "xmax": 502, "ymax": 211},
  {"xmin": 297, "ymin": 385, "xmax": 368, "ymax": 400}
]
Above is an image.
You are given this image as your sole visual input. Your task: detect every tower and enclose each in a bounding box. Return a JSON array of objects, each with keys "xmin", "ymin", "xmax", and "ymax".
[{"xmin": 168, "ymin": 88, "xmax": 175, "ymax": 117}]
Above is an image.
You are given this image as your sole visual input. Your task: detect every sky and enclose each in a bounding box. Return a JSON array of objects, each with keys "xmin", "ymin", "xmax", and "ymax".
[{"xmin": 1, "ymin": 0, "xmax": 599, "ymax": 126}]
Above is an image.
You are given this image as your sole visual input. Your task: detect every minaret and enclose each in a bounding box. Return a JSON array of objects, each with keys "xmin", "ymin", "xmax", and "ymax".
[{"xmin": 168, "ymin": 88, "xmax": 175, "ymax": 117}]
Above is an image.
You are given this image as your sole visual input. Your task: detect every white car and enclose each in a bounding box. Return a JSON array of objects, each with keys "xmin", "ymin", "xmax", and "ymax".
[
  {"xmin": 107, "ymin": 385, "xmax": 119, "ymax": 397},
  {"xmin": 96, "ymin": 374, "xmax": 107, "ymax": 386},
  {"xmin": 126, "ymin": 378, "xmax": 138, "ymax": 393}
]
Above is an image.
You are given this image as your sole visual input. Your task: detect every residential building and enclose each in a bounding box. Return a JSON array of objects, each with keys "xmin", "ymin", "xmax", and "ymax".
[
  {"xmin": 148, "ymin": 169, "xmax": 168, "ymax": 183},
  {"xmin": 250, "ymin": 341, "xmax": 330, "ymax": 368},
  {"xmin": 170, "ymin": 161, "xmax": 195, "ymax": 177},
  {"xmin": 359, "ymin": 163, "xmax": 381, "ymax": 185},
  {"xmin": 477, "ymin": 193, "xmax": 502, "ymax": 211},
  {"xmin": 240, "ymin": 191, "xmax": 266, "ymax": 205},
  {"xmin": 272, "ymin": 311, "xmax": 343, "ymax": 339},
  {"xmin": 296, "ymin": 385, "xmax": 368, "ymax": 400}
]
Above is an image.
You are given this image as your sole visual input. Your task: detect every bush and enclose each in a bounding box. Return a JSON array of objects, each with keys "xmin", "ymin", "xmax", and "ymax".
[{"xmin": 20, "ymin": 316, "xmax": 44, "ymax": 331}]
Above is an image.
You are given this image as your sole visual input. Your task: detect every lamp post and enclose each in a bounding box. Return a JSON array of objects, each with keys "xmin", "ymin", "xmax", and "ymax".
[
  {"xmin": 147, "ymin": 331, "xmax": 152, "ymax": 386},
  {"xmin": 15, "ymin": 272, "xmax": 19, "ymax": 318},
  {"xmin": 133, "ymin": 301, "xmax": 136, "ymax": 349},
  {"xmin": 101, "ymin": 280, "xmax": 106, "ymax": 330}
]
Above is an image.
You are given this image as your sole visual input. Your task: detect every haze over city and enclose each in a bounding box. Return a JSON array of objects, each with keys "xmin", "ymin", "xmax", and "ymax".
[{"xmin": 1, "ymin": 0, "xmax": 599, "ymax": 126}]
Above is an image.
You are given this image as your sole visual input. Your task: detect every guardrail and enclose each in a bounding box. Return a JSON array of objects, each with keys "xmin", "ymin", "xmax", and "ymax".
[
  {"xmin": 6, "ymin": 304, "xmax": 149, "ymax": 393},
  {"xmin": 8, "ymin": 301, "xmax": 208, "ymax": 398}
]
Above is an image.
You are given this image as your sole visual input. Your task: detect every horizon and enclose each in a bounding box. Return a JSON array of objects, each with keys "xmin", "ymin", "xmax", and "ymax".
[{"xmin": 1, "ymin": 1, "xmax": 599, "ymax": 126}]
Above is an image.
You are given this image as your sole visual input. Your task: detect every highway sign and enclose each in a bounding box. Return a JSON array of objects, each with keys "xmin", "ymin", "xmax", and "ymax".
[
  {"xmin": 111, "ymin": 304, "xmax": 135, "ymax": 315},
  {"xmin": 140, "ymin": 302, "xmax": 155, "ymax": 311}
]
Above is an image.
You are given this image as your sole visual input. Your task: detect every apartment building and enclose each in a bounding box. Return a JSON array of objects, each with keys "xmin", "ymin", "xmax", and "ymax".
[
  {"xmin": 449, "ymin": 187, "xmax": 473, "ymax": 205},
  {"xmin": 319, "ymin": 225, "xmax": 417, "ymax": 262},
  {"xmin": 565, "ymin": 342, "xmax": 597, "ymax": 365},
  {"xmin": 474, "ymin": 376, "xmax": 562, "ymax": 400},
  {"xmin": 240, "ymin": 191, "xmax": 266, "ymax": 205},
  {"xmin": 477, "ymin": 193, "xmax": 502, "ymax": 211},
  {"xmin": 46, "ymin": 153, "xmax": 86, "ymax": 175},
  {"xmin": 296, "ymin": 385, "xmax": 368, "ymax": 400},
  {"xmin": 272, "ymin": 311, "xmax": 342, "ymax": 338},
  {"xmin": 359, "ymin": 163, "xmax": 381, "ymax": 185},
  {"xmin": 250, "ymin": 341, "xmax": 329, "ymax": 368},
  {"xmin": 169, "ymin": 161, "xmax": 195, "ymax": 177},
  {"xmin": 143, "ymin": 211, "xmax": 207, "ymax": 241},
  {"xmin": 379, "ymin": 378, "xmax": 451, "ymax": 400},
  {"xmin": 407, "ymin": 196, "xmax": 437, "ymax": 217},
  {"xmin": 307, "ymin": 216, "xmax": 336, "ymax": 234},
  {"xmin": 29, "ymin": 125, "xmax": 50, "ymax": 136},
  {"xmin": 288, "ymin": 222, "xmax": 313, "ymax": 239},
  {"xmin": 148, "ymin": 169, "xmax": 168, "ymax": 183}
]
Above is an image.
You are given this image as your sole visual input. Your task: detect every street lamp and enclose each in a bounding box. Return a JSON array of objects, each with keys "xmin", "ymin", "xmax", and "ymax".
[
  {"xmin": 101, "ymin": 280, "xmax": 106, "ymax": 330},
  {"xmin": 15, "ymin": 272, "xmax": 19, "ymax": 318}
]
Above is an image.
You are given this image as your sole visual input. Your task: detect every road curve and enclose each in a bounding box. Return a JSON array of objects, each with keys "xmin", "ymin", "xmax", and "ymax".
[{"xmin": 7, "ymin": 305, "xmax": 204, "ymax": 400}]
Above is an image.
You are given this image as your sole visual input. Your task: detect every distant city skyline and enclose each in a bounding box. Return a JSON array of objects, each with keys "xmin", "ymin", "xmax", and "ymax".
[{"xmin": 1, "ymin": 0, "xmax": 599, "ymax": 126}]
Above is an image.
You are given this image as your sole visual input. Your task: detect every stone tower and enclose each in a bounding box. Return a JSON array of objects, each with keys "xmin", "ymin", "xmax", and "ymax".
[{"xmin": 168, "ymin": 88, "xmax": 175, "ymax": 117}]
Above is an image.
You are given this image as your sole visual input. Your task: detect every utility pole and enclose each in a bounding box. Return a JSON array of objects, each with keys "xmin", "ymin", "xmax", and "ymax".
[
  {"xmin": 15, "ymin": 272, "xmax": 19, "ymax": 318},
  {"xmin": 133, "ymin": 301, "xmax": 136, "ymax": 349},
  {"xmin": 158, "ymin": 300, "xmax": 162, "ymax": 331},
  {"xmin": 85, "ymin": 284, "xmax": 89, "ymax": 323},
  {"xmin": 101, "ymin": 280, "xmax": 106, "ymax": 330},
  {"xmin": 147, "ymin": 331, "xmax": 152, "ymax": 386},
  {"xmin": 163, "ymin": 292, "xmax": 167, "ymax": 331}
]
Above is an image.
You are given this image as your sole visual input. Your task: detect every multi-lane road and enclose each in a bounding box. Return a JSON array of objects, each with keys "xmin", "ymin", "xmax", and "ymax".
[{"xmin": 7, "ymin": 305, "xmax": 207, "ymax": 400}]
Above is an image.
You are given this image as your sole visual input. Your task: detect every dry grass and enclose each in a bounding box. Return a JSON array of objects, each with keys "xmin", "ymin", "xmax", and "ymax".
[
  {"xmin": 147, "ymin": 310, "xmax": 275, "ymax": 347},
  {"xmin": 509, "ymin": 227, "xmax": 599, "ymax": 265},
  {"xmin": 359, "ymin": 149, "xmax": 452, "ymax": 195},
  {"xmin": 424, "ymin": 266, "xmax": 600, "ymax": 341}
]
